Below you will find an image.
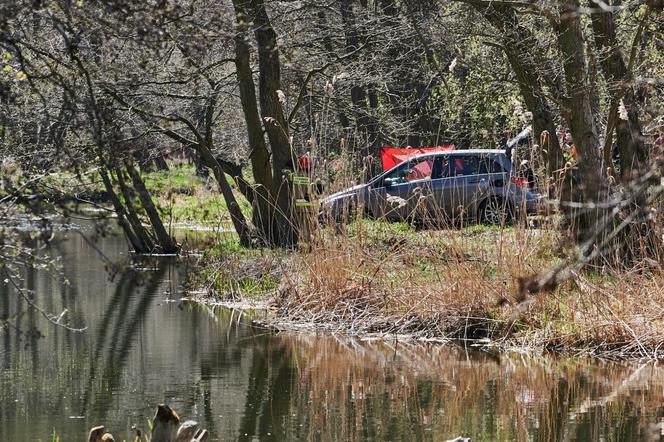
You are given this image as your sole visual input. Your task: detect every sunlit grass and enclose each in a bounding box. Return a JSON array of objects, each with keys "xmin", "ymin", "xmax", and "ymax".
[{"xmin": 144, "ymin": 163, "xmax": 251, "ymax": 226}]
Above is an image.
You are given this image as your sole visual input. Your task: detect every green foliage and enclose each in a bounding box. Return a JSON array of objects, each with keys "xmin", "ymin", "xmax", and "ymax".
[
  {"xmin": 232, "ymin": 273, "xmax": 280, "ymax": 297},
  {"xmin": 41, "ymin": 162, "xmax": 251, "ymax": 226},
  {"xmin": 426, "ymin": 36, "xmax": 523, "ymax": 148},
  {"xmin": 204, "ymin": 237, "xmax": 252, "ymax": 257}
]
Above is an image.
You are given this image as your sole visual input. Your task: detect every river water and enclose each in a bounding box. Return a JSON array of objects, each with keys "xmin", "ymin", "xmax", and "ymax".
[{"xmin": 0, "ymin": 224, "xmax": 663, "ymax": 441}]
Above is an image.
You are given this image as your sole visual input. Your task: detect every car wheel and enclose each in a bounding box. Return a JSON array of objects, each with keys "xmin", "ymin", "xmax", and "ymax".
[{"xmin": 479, "ymin": 197, "xmax": 513, "ymax": 226}]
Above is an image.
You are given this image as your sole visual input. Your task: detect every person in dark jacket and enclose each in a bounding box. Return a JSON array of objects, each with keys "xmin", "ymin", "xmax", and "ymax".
[{"xmin": 519, "ymin": 160, "xmax": 536, "ymax": 190}]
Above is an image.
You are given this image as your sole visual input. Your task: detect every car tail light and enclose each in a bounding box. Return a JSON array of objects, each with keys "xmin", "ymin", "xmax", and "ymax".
[{"xmin": 511, "ymin": 176, "xmax": 529, "ymax": 188}]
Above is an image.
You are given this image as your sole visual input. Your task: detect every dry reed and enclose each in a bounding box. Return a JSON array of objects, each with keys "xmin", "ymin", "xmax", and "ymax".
[{"xmin": 268, "ymin": 211, "xmax": 664, "ymax": 360}]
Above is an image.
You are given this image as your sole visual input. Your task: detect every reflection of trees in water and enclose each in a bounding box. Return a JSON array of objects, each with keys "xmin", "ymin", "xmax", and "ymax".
[
  {"xmin": 0, "ymin": 234, "xmax": 84, "ymax": 355},
  {"xmin": 173, "ymin": 317, "xmax": 664, "ymax": 441},
  {"xmin": 237, "ymin": 339, "xmax": 295, "ymax": 441},
  {"xmin": 49, "ymin": 237, "xmax": 84, "ymax": 330},
  {"xmin": 0, "ymin": 235, "xmax": 198, "ymax": 440},
  {"xmin": 251, "ymin": 334, "xmax": 664, "ymax": 441},
  {"xmin": 25, "ymin": 264, "xmax": 39, "ymax": 372},
  {"xmin": 186, "ymin": 311, "xmax": 300, "ymax": 441},
  {"xmin": 0, "ymin": 280, "xmax": 15, "ymax": 432},
  {"xmin": 81, "ymin": 264, "xmax": 168, "ymax": 420},
  {"xmin": 0, "ymin": 273, "xmax": 11, "ymax": 337},
  {"xmin": 0, "ymin": 277, "xmax": 10, "ymax": 370}
]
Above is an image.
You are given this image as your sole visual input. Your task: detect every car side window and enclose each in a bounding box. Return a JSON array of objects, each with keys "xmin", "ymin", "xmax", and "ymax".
[
  {"xmin": 383, "ymin": 158, "xmax": 433, "ymax": 185},
  {"xmin": 405, "ymin": 158, "xmax": 434, "ymax": 182},
  {"xmin": 383, "ymin": 164, "xmax": 406, "ymax": 184},
  {"xmin": 448, "ymin": 157, "xmax": 479, "ymax": 176},
  {"xmin": 478, "ymin": 157, "xmax": 505, "ymax": 174},
  {"xmin": 435, "ymin": 156, "xmax": 453, "ymax": 178},
  {"xmin": 432, "ymin": 157, "xmax": 450, "ymax": 179}
]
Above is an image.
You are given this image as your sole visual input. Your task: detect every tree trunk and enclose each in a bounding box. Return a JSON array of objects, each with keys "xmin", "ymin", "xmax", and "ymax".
[
  {"xmin": 589, "ymin": 4, "xmax": 659, "ymax": 264},
  {"xmin": 113, "ymin": 165, "xmax": 157, "ymax": 251},
  {"xmin": 453, "ymin": 60, "xmax": 473, "ymax": 150},
  {"xmin": 589, "ymin": 1, "xmax": 647, "ymax": 181},
  {"xmin": 153, "ymin": 154, "xmax": 169, "ymax": 172},
  {"xmin": 232, "ymin": 0, "xmax": 275, "ymax": 243},
  {"xmin": 340, "ymin": 0, "xmax": 379, "ymax": 161},
  {"xmin": 98, "ymin": 168, "xmax": 148, "ymax": 253},
  {"xmin": 249, "ymin": 0, "xmax": 297, "ymax": 247},
  {"xmin": 193, "ymin": 143, "xmax": 253, "ymax": 247},
  {"xmin": 469, "ymin": 1, "xmax": 563, "ymax": 178},
  {"xmin": 124, "ymin": 159, "xmax": 179, "ymax": 254},
  {"xmin": 556, "ymin": 0, "xmax": 608, "ymax": 243}
]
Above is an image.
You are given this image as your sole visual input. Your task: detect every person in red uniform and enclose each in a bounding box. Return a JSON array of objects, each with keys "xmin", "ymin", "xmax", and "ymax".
[{"xmin": 297, "ymin": 152, "xmax": 312, "ymax": 173}]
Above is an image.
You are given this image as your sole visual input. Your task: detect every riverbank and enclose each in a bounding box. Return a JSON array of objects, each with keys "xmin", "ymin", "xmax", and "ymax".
[
  {"xmin": 16, "ymin": 163, "xmax": 664, "ymax": 360},
  {"xmin": 195, "ymin": 219, "xmax": 664, "ymax": 361}
]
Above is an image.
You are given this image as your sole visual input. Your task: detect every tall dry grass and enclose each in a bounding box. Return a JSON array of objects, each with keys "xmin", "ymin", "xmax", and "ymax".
[
  {"xmin": 275, "ymin": 199, "xmax": 664, "ymax": 359},
  {"xmin": 197, "ymin": 126, "xmax": 664, "ymax": 359}
]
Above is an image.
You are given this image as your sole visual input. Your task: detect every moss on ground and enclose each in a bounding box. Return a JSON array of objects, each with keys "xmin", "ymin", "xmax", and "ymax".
[
  {"xmin": 196, "ymin": 236, "xmax": 284, "ymax": 298},
  {"xmin": 141, "ymin": 164, "xmax": 252, "ymax": 225}
]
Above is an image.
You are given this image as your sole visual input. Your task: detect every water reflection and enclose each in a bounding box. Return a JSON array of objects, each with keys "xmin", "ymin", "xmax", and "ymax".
[
  {"xmin": 0, "ymin": 227, "xmax": 662, "ymax": 441},
  {"xmin": 271, "ymin": 335, "xmax": 664, "ymax": 441}
]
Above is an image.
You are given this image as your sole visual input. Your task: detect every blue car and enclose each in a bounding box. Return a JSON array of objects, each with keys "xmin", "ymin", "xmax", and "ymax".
[{"xmin": 320, "ymin": 149, "xmax": 545, "ymax": 226}]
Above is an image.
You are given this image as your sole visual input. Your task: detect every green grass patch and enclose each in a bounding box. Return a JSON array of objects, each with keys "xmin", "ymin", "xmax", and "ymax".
[
  {"xmin": 145, "ymin": 164, "xmax": 251, "ymax": 225},
  {"xmin": 142, "ymin": 163, "xmax": 201, "ymax": 195}
]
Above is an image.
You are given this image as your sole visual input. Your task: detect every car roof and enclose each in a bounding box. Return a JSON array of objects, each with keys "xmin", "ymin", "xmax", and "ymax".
[
  {"xmin": 449, "ymin": 149, "xmax": 505, "ymax": 155},
  {"xmin": 407, "ymin": 149, "xmax": 506, "ymax": 160}
]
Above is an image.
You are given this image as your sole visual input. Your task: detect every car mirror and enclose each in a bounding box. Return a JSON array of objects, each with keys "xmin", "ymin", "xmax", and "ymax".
[
  {"xmin": 399, "ymin": 168, "xmax": 412, "ymax": 177},
  {"xmin": 384, "ymin": 178, "xmax": 394, "ymax": 188}
]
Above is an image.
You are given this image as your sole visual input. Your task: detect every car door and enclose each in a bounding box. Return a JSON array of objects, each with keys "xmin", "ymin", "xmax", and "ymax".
[
  {"xmin": 420, "ymin": 154, "xmax": 508, "ymax": 224},
  {"xmin": 369, "ymin": 157, "xmax": 435, "ymax": 222},
  {"xmin": 423, "ymin": 156, "xmax": 456, "ymax": 225},
  {"xmin": 446, "ymin": 155, "xmax": 491, "ymax": 221},
  {"xmin": 453, "ymin": 155, "xmax": 507, "ymax": 219}
]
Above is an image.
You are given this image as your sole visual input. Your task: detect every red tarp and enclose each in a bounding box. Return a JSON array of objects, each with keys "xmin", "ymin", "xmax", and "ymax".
[{"xmin": 380, "ymin": 145, "xmax": 455, "ymax": 172}]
